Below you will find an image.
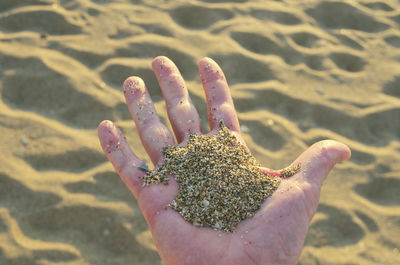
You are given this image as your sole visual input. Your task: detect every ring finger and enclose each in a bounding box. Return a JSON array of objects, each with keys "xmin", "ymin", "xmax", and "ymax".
[{"xmin": 123, "ymin": 76, "xmax": 175, "ymax": 165}]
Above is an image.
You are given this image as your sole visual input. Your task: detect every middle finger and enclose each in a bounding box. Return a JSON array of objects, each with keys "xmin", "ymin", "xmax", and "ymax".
[{"xmin": 152, "ymin": 56, "xmax": 201, "ymax": 143}]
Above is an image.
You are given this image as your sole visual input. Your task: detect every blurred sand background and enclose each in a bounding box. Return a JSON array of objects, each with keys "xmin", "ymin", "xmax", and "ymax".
[{"xmin": 0, "ymin": 0, "xmax": 400, "ymax": 264}]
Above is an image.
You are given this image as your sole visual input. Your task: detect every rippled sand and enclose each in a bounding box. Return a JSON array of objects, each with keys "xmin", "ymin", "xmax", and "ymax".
[{"xmin": 0, "ymin": 0, "xmax": 399, "ymax": 264}]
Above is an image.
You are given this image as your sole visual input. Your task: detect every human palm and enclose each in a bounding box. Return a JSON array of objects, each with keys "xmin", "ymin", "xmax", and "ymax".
[{"xmin": 98, "ymin": 56, "xmax": 351, "ymax": 265}]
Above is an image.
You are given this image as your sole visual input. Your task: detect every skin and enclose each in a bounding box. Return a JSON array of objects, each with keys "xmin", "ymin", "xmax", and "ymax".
[{"xmin": 98, "ymin": 56, "xmax": 351, "ymax": 265}]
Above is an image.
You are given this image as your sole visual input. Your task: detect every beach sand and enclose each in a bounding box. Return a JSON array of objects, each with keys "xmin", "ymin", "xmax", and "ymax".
[{"xmin": 0, "ymin": 0, "xmax": 399, "ymax": 264}]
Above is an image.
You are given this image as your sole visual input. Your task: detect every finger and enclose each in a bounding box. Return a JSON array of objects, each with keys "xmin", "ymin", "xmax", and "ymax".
[
  {"xmin": 123, "ymin": 76, "xmax": 175, "ymax": 165},
  {"xmin": 152, "ymin": 56, "xmax": 201, "ymax": 143},
  {"xmin": 292, "ymin": 140, "xmax": 351, "ymax": 189},
  {"xmin": 198, "ymin": 57, "xmax": 240, "ymax": 132},
  {"xmin": 97, "ymin": 120, "xmax": 146, "ymax": 197}
]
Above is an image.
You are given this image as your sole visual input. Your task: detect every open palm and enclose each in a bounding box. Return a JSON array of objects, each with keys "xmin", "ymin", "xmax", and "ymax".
[{"xmin": 98, "ymin": 56, "xmax": 351, "ymax": 265}]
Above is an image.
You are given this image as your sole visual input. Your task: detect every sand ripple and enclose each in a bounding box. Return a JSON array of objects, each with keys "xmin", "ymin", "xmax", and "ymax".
[{"xmin": 1, "ymin": 0, "xmax": 400, "ymax": 264}]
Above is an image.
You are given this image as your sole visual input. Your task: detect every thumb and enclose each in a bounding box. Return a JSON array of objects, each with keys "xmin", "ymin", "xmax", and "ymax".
[{"xmin": 292, "ymin": 140, "xmax": 351, "ymax": 189}]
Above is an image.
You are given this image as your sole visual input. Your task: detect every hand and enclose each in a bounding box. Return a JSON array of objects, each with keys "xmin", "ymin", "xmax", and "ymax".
[{"xmin": 98, "ymin": 56, "xmax": 351, "ymax": 265}]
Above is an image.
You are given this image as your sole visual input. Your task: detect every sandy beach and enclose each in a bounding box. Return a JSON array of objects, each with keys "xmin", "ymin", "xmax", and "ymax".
[{"xmin": 0, "ymin": 0, "xmax": 399, "ymax": 264}]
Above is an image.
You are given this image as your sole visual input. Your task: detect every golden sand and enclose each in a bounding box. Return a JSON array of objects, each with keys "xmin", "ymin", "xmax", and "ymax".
[
  {"xmin": 145, "ymin": 123, "xmax": 283, "ymax": 232},
  {"xmin": 1, "ymin": 0, "xmax": 399, "ymax": 264}
]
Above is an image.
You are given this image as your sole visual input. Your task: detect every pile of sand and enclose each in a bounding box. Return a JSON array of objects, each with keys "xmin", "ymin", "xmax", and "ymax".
[{"xmin": 0, "ymin": 0, "xmax": 399, "ymax": 264}]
